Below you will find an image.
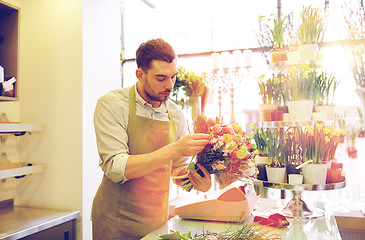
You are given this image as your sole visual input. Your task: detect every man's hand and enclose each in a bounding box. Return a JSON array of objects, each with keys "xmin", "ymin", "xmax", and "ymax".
[
  {"xmin": 188, "ymin": 163, "xmax": 211, "ymax": 192},
  {"xmin": 173, "ymin": 133, "xmax": 211, "ymax": 157}
]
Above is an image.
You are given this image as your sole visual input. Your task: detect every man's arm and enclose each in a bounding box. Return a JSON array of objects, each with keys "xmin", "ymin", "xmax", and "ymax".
[{"xmin": 124, "ymin": 133, "xmax": 210, "ymax": 179}]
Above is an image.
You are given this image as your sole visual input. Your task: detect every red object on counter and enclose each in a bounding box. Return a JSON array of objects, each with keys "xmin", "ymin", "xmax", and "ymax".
[{"xmin": 253, "ymin": 213, "xmax": 289, "ymax": 228}]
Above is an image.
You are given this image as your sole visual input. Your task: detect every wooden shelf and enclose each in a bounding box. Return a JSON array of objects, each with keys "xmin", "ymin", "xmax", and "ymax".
[
  {"xmin": 0, "ymin": 164, "xmax": 44, "ymax": 180},
  {"xmin": 0, "ymin": 123, "xmax": 42, "ymax": 134}
]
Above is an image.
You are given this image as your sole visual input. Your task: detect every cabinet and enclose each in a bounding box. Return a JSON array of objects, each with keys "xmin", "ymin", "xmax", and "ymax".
[
  {"xmin": 0, "ymin": 1, "xmax": 19, "ymax": 100},
  {"xmin": 0, "ymin": 123, "xmax": 43, "ymax": 179}
]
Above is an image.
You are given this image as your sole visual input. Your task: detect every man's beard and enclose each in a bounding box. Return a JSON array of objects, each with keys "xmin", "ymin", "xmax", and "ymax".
[{"xmin": 143, "ymin": 84, "xmax": 170, "ymax": 103}]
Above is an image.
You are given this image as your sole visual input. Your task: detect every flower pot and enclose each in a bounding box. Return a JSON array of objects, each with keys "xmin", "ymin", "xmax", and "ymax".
[
  {"xmin": 286, "ymin": 50, "xmax": 300, "ymax": 65},
  {"xmin": 302, "ymin": 162, "xmax": 330, "ymax": 185},
  {"xmin": 266, "ymin": 165, "xmax": 286, "ymax": 183},
  {"xmin": 311, "ymin": 111, "xmax": 326, "ymax": 121},
  {"xmin": 326, "ymin": 169, "xmax": 342, "ymax": 183},
  {"xmin": 255, "ymin": 156, "xmax": 269, "ymax": 181},
  {"xmin": 270, "ymin": 50, "xmax": 288, "ymax": 63},
  {"xmin": 298, "ymin": 43, "xmax": 318, "ymax": 61},
  {"xmin": 286, "ymin": 164, "xmax": 301, "ymax": 180},
  {"xmin": 287, "ymin": 100, "xmax": 313, "ymax": 122},
  {"xmin": 259, "ymin": 104, "xmax": 279, "ymax": 121},
  {"xmin": 314, "ymin": 105, "xmax": 336, "ymax": 121},
  {"xmin": 288, "ymin": 174, "xmax": 303, "ymax": 185}
]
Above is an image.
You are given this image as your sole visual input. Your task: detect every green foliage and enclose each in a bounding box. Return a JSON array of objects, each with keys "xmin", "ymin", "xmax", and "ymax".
[
  {"xmin": 264, "ymin": 128, "xmax": 286, "ymax": 167},
  {"xmin": 297, "ymin": 6, "xmax": 325, "ymax": 44},
  {"xmin": 271, "ymin": 17, "xmax": 287, "ymax": 50},
  {"xmin": 257, "ymin": 73, "xmax": 285, "ymax": 104},
  {"xmin": 314, "ymin": 71, "xmax": 340, "ymax": 105}
]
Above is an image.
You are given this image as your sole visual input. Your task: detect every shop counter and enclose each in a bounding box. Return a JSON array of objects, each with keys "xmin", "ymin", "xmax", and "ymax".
[
  {"xmin": 0, "ymin": 206, "xmax": 80, "ymax": 240},
  {"xmin": 142, "ymin": 198, "xmax": 342, "ymax": 240}
]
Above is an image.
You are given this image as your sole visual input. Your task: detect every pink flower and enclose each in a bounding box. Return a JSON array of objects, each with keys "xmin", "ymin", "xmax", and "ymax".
[{"xmin": 212, "ymin": 124, "xmax": 222, "ymax": 134}]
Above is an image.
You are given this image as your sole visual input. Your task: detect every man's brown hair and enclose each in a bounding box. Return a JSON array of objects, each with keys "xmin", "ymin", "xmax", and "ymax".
[{"xmin": 136, "ymin": 38, "xmax": 177, "ymax": 71}]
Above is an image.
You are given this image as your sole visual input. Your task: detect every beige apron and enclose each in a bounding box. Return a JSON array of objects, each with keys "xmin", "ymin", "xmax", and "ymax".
[{"xmin": 92, "ymin": 85, "xmax": 176, "ymax": 240}]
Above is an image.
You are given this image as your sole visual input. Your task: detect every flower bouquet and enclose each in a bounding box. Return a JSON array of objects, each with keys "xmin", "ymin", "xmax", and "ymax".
[{"xmin": 173, "ymin": 115, "xmax": 257, "ymax": 192}]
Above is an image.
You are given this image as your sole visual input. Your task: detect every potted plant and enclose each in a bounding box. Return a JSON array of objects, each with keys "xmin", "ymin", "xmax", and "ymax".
[
  {"xmin": 297, "ymin": 6, "xmax": 325, "ymax": 61},
  {"xmin": 257, "ymin": 73, "xmax": 285, "ymax": 121},
  {"xmin": 286, "ymin": 64, "xmax": 317, "ymax": 121},
  {"xmin": 283, "ymin": 127, "xmax": 302, "ymax": 180},
  {"xmin": 299, "ymin": 122, "xmax": 343, "ymax": 184},
  {"xmin": 250, "ymin": 125, "xmax": 269, "ymax": 181},
  {"xmin": 269, "ymin": 16, "xmax": 288, "ymax": 63},
  {"xmin": 265, "ymin": 128, "xmax": 287, "ymax": 183},
  {"xmin": 313, "ymin": 71, "xmax": 340, "ymax": 121},
  {"xmin": 346, "ymin": 119, "xmax": 362, "ymax": 158}
]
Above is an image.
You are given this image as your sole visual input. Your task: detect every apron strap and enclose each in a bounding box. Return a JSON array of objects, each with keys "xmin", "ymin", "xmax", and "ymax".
[{"xmin": 129, "ymin": 85, "xmax": 176, "ymax": 136}]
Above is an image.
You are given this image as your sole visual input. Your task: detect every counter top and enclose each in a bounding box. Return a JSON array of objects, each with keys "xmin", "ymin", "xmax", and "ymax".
[
  {"xmin": 143, "ymin": 198, "xmax": 342, "ymax": 240},
  {"xmin": 0, "ymin": 206, "xmax": 80, "ymax": 240}
]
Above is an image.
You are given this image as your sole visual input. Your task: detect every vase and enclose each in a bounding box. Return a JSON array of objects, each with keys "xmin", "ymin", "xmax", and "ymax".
[
  {"xmin": 314, "ymin": 105, "xmax": 336, "ymax": 121},
  {"xmin": 255, "ymin": 156, "xmax": 269, "ymax": 181},
  {"xmin": 287, "ymin": 100, "xmax": 313, "ymax": 122},
  {"xmin": 298, "ymin": 43, "xmax": 318, "ymax": 61},
  {"xmin": 266, "ymin": 165, "xmax": 286, "ymax": 183},
  {"xmin": 189, "ymin": 96, "xmax": 201, "ymax": 126},
  {"xmin": 302, "ymin": 162, "xmax": 330, "ymax": 185},
  {"xmin": 355, "ymin": 88, "xmax": 365, "ymax": 131}
]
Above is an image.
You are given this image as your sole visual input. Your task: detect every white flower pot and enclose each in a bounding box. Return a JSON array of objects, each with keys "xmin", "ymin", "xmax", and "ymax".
[
  {"xmin": 286, "ymin": 50, "xmax": 300, "ymax": 65},
  {"xmin": 311, "ymin": 111, "xmax": 326, "ymax": 121},
  {"xmin": 298, "ymin": 43, "xmax": 318, "ymax": 61},
  {"xmin": 314, "ymin": 105, "xmax": 336, "ymax": 121},
  {"xmin": 266, "ymin": 166, "xmax": 286, "ymax": 183},
  {"xmin": 302, "ymin": 162, "xmax": 330, "ymax": 185},
  {"xmin": 287, "ymin": 100, "xmax": 313, "ymax": 122}
]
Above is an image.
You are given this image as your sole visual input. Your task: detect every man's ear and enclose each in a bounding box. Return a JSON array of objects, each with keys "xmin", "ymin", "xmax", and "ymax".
[{"xmin": 136, "ymin": 68, "xmax": 144, "ymax": 81}]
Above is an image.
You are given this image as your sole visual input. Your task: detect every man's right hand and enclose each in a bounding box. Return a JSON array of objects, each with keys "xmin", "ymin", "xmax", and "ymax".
[{"xmin": 173, "ymin": 133, "xmax": 211, "ymax": 157}]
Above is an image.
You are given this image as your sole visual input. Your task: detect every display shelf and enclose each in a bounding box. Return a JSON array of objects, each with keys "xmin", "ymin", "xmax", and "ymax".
[
  {"xmin": 0, "ymin": 123, "xmax": 42, "ymax": 135},
  {"xmin": 0, "ymin": 164, "xmax": 44, "ymax": 180},
  {"xmin": 249, "ymin": 178, "xmax": 346, "ymax": 191},
  {"xmin": 249, "ymin": 178, "xmax": 346, "ymax": 219},
  {"xmin": 259, "ymin": 120, "xmax": 334, "ymax": 128}
]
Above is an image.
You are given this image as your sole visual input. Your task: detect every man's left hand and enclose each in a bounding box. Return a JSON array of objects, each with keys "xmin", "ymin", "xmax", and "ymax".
[{"xmin": 188, "ymin": 163, "xmax": 211, "ymax": 192}]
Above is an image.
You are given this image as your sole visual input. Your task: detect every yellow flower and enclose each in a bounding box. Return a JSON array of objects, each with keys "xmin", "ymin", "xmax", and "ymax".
[
  {"xmin": 237, "ymin": 146, "xmax": 249, "ymax": 159},
  {"xmin": 289, "ymin": 65, "xmax": 297, "ymax": 74},
  {"xmin": 300, "ymin": 63, "xmax": 311, "ymax": 71},
  {"xmin": 223, "ymin": 134, "xmax": 233, "ymax": 143}
]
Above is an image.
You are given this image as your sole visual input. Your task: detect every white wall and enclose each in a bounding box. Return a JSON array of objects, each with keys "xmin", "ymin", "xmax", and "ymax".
[{"xmin": 82, "ymin": 0, "xmax": 122, "ymax": 239}]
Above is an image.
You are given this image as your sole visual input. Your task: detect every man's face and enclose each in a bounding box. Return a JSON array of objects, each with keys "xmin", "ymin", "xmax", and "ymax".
[{"xmin": 137, "ymin": 60, "xmax": 178, "ymax": 108}]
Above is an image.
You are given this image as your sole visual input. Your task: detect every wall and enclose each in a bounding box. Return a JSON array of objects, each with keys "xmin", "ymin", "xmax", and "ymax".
[{"xmin": 82, "ymin": 0, "xmax": 122, "ymax": 239}]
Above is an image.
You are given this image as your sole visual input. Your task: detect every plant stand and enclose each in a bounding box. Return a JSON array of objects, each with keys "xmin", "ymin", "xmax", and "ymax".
[{"xmin": 249, "ymin": 178, "xmax": 346, "ymax": 219}]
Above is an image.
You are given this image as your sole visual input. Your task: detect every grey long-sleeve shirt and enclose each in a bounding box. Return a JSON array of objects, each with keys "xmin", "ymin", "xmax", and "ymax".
[{"xmin": 94, "ymin": 86, "xmax": 189, "ymax": 183}]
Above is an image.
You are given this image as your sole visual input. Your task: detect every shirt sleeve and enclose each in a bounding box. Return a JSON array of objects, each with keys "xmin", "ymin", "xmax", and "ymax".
[
  {"xmin": 170, "ymin": 104, "xmax": 190, "ymax": 173},
  {"xmin": 94, "ymin": 96, "xmax": 129, "ymax": 183}
]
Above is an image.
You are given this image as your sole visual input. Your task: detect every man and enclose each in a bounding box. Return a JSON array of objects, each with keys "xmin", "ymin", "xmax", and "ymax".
[{"xmin": 91, "ymin": 38, "xmax": 212, "ymax": 240}]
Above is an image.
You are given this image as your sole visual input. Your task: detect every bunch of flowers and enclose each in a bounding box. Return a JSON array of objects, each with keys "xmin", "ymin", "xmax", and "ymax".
[
  {"xmin": 174, "ymin": 115, "xmax": 257, "ymax": 192},
  {"xmin": 299, "ymin": 122, "xmax": 345, "ymax": 163}
]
